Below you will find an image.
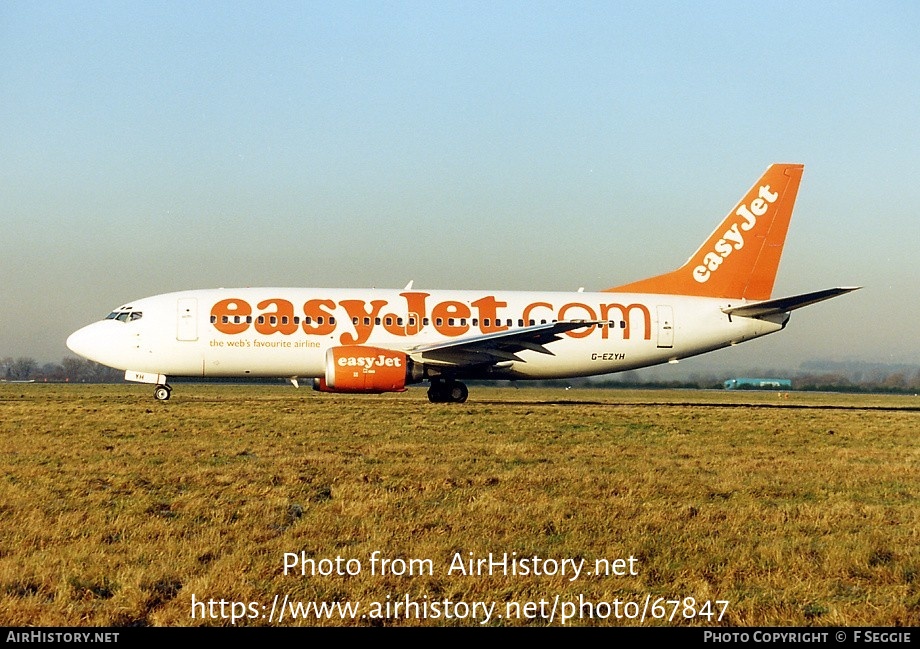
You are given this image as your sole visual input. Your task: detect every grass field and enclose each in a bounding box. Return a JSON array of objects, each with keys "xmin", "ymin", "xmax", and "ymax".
[{"xmin": 1, "ymin": 384, "xmax": 917, "ymax": 626}]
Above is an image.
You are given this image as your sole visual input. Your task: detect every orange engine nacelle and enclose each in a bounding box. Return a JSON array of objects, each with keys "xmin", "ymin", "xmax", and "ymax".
[{"xmin": 313, "ymin": 346, "xmax": 411, "ymax": 394}]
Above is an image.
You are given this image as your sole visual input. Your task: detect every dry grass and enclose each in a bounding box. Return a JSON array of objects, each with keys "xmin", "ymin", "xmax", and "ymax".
[{"xmin": 0, "ymin": 384, "xmax": 917, "ymax": 626}]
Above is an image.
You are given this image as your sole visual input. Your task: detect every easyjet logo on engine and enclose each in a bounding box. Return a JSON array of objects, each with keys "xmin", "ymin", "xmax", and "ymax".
[
  {"xmin": 322, "ymin": 346, "xmax": 410, "ymax": 393},
  {"xmin": 338, "ymin": 354, "xmax": 403, "ymax": 370},
  {"xmin": 692, "ymin": 184, "xmax": 779, "ymax": 283}
]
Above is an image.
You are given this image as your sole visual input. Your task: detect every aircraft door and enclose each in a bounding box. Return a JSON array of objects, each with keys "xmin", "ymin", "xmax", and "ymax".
[
  {"xmin": 177, "ymin": 298, "xmax": 198, "ymax": 341},
  {"xmin": 656, "ymin": 305, "xmax": 674, "ymax": 348}
]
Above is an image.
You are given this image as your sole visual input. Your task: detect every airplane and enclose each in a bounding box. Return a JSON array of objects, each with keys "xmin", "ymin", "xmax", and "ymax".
[{"xmin": 66, "ymin": 163, "xmax": 858, "ymax": 403}]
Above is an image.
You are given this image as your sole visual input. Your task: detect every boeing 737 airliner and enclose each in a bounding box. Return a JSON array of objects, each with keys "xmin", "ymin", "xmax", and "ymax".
[{"xmin": 67, "ymin": 164, "xmax": 857, "ymax": 402}]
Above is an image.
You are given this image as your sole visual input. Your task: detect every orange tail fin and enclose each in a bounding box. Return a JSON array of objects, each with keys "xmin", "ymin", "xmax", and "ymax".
[{"xmin": 606, "ymin": 163, "xmax": 804, "ymax": 300}]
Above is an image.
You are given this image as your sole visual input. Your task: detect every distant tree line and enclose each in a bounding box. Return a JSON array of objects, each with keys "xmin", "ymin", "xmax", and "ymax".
[
  {"xmin": 4, "ymin": 355, "xmax": 920, "ymax": 394},
  {"xmin": 791, "ymin": 370, "xmax": 920, "ymax": 394},
  {"xmin": 590, "ymin": 370, "xmax": 920, "ymax": 393},
  {"xmin": 1, "ymin": 356, "xmax": 123, "ymax": 383},
  {"xmin": 523, "ymin": 368, "xmax": 920, "ymax": 394}
]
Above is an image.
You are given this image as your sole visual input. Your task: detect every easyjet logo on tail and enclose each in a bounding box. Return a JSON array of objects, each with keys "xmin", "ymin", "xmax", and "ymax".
[{"xmin": 692, "ymin": 184, "xmax": 779, "ymax": 283}]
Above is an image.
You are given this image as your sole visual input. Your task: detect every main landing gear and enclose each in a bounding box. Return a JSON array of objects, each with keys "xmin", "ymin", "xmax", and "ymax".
[
  {"xmin": 427, "ymin": 379, "xmax": 468, "ymax": 403},
  {"xmin": 154, "ymin": 384, "xmax": 172, "ymax": 401}
]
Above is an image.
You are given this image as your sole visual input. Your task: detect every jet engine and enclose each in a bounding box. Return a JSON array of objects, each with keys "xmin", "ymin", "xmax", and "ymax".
[{"xmin": 312, "ymin": 346, "xmax": 421, "ymax": 393}]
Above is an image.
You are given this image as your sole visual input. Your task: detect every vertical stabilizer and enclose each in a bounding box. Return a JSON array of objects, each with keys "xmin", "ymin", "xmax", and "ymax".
[{"xmin": 606, "ymin": 163, "xmax": 804, "ymax": 300}]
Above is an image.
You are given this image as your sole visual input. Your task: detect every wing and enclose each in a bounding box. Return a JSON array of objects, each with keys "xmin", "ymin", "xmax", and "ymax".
[{"xmin": 399, "ymin": 321, "xmax": 596, "ymax": 367}]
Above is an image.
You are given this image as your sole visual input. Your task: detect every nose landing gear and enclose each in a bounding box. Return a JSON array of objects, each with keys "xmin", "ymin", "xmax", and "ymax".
[{"xmin": 154, "ymin": 384, "xmax": 172, "ymax": 401}]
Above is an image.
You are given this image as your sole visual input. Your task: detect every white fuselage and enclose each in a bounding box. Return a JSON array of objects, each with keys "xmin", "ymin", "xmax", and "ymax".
[{"xmin": 66, "ymin": 287, "xmax": 787, "ymax": 382}]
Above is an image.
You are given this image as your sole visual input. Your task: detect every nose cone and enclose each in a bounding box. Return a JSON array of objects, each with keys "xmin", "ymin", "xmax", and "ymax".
[{"xmin": 67, "ymin": 322, "xmax": 114, "ymax": 366}]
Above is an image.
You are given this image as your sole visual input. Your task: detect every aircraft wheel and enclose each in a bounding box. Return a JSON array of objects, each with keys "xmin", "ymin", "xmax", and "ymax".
[
  {"xmin": 427, "ymin": 382, "xmax": 446, "ymax": 403},
  {"xmin": 154, "ymin": 385, "xmax": 171, "ymax": 401},
  {"xmin": 428, "ymin": 380, "xmax": 467, "ymax": 403},
  {"xmin": 448, "ymin": 382, "xmax": 468, "ymax": 403}
]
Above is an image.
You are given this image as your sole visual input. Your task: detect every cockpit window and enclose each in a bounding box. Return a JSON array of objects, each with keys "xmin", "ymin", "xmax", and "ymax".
[{"xmin": 106, "ymin": 310, "xmax": 142, "ymax": 323}]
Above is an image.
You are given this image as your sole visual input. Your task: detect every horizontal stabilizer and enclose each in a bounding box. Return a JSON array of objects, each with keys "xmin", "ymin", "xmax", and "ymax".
[{"xmin": 722, "ymin": 287, "xmax": 860, "ymax": 319}]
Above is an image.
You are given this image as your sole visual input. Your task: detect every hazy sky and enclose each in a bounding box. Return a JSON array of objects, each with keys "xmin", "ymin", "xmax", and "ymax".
[{"xmin": 2, "ymin": 1, "xmax": 918, "ymax": 370}]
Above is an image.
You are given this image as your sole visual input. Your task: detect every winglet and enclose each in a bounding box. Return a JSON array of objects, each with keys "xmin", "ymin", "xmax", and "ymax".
[{"xmin": 606, "ymin": 163, "xmax": 804, "ymax": 300}]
